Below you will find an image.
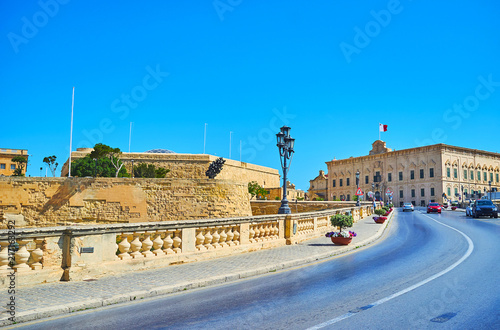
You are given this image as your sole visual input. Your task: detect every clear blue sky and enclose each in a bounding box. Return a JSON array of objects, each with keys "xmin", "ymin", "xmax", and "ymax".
[{"xmin": 1, "ymin": 0, "xmax": 499, "ymax": 190}]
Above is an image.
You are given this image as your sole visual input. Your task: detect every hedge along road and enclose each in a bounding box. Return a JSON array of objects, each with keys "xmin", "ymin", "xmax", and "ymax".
[{"xmin": 14, "ymin": 209, "xmax": 500, "ymax": 329}]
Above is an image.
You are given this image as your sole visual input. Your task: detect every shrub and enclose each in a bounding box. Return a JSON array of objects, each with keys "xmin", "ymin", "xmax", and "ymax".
[
  {"xmin": 330, "ymin": 214, "xmax": 354, "ymax": 232},
  {"xmin": 375, "ymin": 209, "xmax": 386, "ymax": 216}
]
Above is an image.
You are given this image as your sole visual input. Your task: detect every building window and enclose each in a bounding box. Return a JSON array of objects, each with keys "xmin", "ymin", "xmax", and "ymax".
[
  {"xmin": 497, "ymin": 173, "xmax": 499, "ymax": 183},
  {"xmin": 420, "ymin": 169, "xmax": 424, "ymax": 179},
  {"xmin": 464, "ymin": 189, "xmax": 467, "ymax": 195},
  {"xmin": 333, "ymin": 195, "xmax": 336, "ymax": 200},
  {"xmin": 483, "ymin": 172, "xmax": 487, "ymax": 181},
  {"xmin": 477, "ymin": 171, "xmax": 481, "ymax": 181},
  {"xmin": 470, "ymin": 171, "xmax": 474, "ymax": 180},
  {"xmin": 10, "ymin": 164, "xmax": 16, "ymax": 170},
  {"xmin": 340, "ymin": 179, "xmax": 343, "ymax": 187},
  {"xmin": 453, "ymin": 168, "xmax": 457, "ymax": 179},
  {"xmin": 347, "ymin": 194, "xmax": 350, "ymax": 201},
  {"xmin": 388, "ymin": 173, "xmax": 392, "ymax": 182},
  {"xmin": 374, "ymin": 171, "xmax": 381, "ymax": 183},
  {"xmin": 400, "ymin": 190, "xmax": 403, "ymax": 198},
  {"xmin": 332, "ymin": 180, "xmax": 336, "ymax": 187},
  {"xmin": 464, "ymin": 170, "xmax": 467, "ymax": 180},
  {"xmin": 399, "ymin": 172, "xmax": 403, "ymax": 181},
  {"xmin": 346, "ymin": 178, "xmax": 350, "ymax": 186},
  {"xmin": 411, "ymin": 189, "xmax": 415, "ymax": 198},
  {"xmin": 447, "ymin": 168, "xmax": 451, "ymax": 177},
  {"xmin": 421, "ymin": 188, "xmax": 425, "ymax": 197},
  {"xmin": 430, "ymin": 168, "xmax": 434, "ymax": 178},
  {"xmin": 447, "ymin": 187, "xmax": 451, "ymax": 196},
  {"xmin": 411, "ymin": 170, "xmax": 415, "ymax": 180},
  {"xmin": 365, "ymin": 175, "xmax": 369, "ymax": 184},
  {"xmin": 430, "ymin": 188, "xmax": 435, "ymax": 196},
  {"xmin": 0, "ymin": 164, "xmax": 5, "ymax": 169},
  {"xmin": 490, "ymin": 173, "xmax": 494, "ymax": 182},
  {"xmin": 454, "ymin": 188, "xmax": 458, "ymax": 197}
]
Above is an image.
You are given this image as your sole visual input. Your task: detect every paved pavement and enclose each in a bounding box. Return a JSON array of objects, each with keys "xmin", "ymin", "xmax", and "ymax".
[{"xmin": 0, "ymin": 211, "xmax": 394, "ymax": 327}]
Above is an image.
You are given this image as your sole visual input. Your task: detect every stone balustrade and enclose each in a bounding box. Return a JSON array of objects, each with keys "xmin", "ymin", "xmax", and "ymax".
[{"xmin": 0, "ymin": 204, "xmax": 378, "ymax": 287}]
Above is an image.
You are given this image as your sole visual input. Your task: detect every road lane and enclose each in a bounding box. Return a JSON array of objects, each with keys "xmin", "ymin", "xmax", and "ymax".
[{"xmin": 15, "ymin": 209, "xmax": 500, "ymax": 329}]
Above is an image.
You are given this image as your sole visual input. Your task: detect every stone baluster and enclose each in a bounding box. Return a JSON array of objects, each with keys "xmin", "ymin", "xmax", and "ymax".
[
  {"xmin": 141, "ymin": 232, "xmax": 154, "ymax": 258},
  {"xmin": 272, "ymin": 222, "xmax": 278, "ymax": 239},
  {"xmin": 0, "ymin": 241, "xmax": 12, "ymax": 272},
  {"xmin": 219, "ymin": 226, "xmax": 228, "ymax": 248},
  {"xmin": 226, "ymin": 226, "xmax": 235, "ymax": 246},
  {"xmin": 129, "ymin": 232, "xmax": 144, "ymax": 258},
  {"xmin": 163, "ymin": 230, "xmax": 175, "ymax": 254},
  {"xmin": 264, "ymin": 223, "xmax": 271, "ymax": 240},
  {"xmin": 248, "ymin": 224, "xmax": 256, "ymax": 243},
  {"xmin": 196, "ymin": 228, "xmax": 206, "ymax": 251},
  {"xmin": 204, "ymin": 227, "xmax": 213, "ymax": 250},
  {"xmin": 211, "ymin": 227, "xmax": 221, "ymax": 249},
  {"xmin": 14, "ymin": 239, "xmax": 32, "ymax": 272},
  {"xmin": 30, "ymin": 239, "xmax": 44, "ymax": 270},
  {"xmin": 153, "ymin": 231, "xmax": 165, "ymax": 256},
  {"xmin": 253, "ymin": 225, "xmax": 260, "ymax": 242},
  {"xmin": 172, "ymin": 230, "xmax": 182, "ymax": 254},
  {"xmin": 117, "ymin": 233, "xmax": 132, "ymax": 260},
  {"xmin": 232, "ymin": 225, "xmax": 240, "ymax": 245}
]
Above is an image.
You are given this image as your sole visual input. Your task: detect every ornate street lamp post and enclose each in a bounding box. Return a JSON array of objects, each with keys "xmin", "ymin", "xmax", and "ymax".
[
  {"xmin": 489, "ymin": 181, "xmax": 492, "ymax": 200},
  {"xmin": 461, "ymin": 185, "xmax": 464, "ymax": 208},
  {"xmin": 355, "ymin": 170, "xmax": 360, "ymax": 206},
  {"xmin": 276, "ymin": 126, "xmax": 295, "ymax": 214}
]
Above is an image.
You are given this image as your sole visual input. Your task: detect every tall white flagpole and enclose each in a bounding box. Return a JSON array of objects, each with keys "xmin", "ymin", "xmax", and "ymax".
[
  {"xmin": 203, "ymin": 123, "xmax": 207, "ymax": 154},
  {"xmin": 229, "ymin": 131, "xmax": 233, "ymax": 159},
  {"xmin": 378, "ymin": 123, "xmax": 381, "ymax": 141},
  {"xmin": 68, "ymin": 87, "xmax": 75, "ymax": 177},
  {"xmin": 128, "ymin": 122, "xmax": 133, "ymax": 153}
]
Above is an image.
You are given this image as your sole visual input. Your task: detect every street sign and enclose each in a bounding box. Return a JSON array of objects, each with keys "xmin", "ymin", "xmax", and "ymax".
[
  {"xmin": 385, "ymin": 188, "xmax": 392, "ymax": 195},
  {"xmin": 355, "ymin": 188, "xmax": 363, "ymax": 196}
]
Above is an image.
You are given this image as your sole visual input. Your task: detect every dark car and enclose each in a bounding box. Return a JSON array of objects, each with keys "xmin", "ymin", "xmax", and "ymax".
[
  {"xmin": 472, "ymin": 199, "xmax": 498, "ymax": 218},
  {"xmin": 427, "ymin": 202, "xmax": 442, "ymax": 213}
]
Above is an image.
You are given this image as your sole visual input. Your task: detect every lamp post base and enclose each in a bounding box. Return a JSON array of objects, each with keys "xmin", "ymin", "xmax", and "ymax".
[{"xmin": 278, "ymin": 200, "xmax": 291, "ymax": 214}]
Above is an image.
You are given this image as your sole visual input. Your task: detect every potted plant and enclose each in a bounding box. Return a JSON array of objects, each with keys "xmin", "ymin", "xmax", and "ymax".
[
  {"xmin": 374, "ymin": 216, "xmax": 387, "ymax": 224},
  {"xmin": 374, "ymin": 209, "xmax": 386, "ymax": 216},
  {"xmin": 326, "ymin": 214, "xmax": 356, "ymax": 245},
  {"xmin": 451, "ymin": 206, "xmax": 457, "ymax": 210}
]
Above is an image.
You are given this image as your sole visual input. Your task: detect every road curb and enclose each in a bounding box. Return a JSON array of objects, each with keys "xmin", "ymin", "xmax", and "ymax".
[{"xmin": 0, "ymin": 211, "xmax": 395, "ymax": 327}]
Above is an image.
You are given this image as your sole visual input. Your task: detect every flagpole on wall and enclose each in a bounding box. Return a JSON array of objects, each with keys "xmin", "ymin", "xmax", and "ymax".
[
  {"xmin": 128, "ymin": 122, "xmax": 133, "ymax": 153},
  {"xmin": 68, "ymin": 87, "xmax": 75, "ymax": 177},
  {"xmin": 378, "ymin": 123, "xmax": 381, "ymax": 141}
]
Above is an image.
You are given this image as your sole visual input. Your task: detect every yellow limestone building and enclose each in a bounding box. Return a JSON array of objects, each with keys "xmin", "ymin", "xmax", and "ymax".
[{"xmin": 326, "ymin": 141, "xmax": 500, "ymax": 207}]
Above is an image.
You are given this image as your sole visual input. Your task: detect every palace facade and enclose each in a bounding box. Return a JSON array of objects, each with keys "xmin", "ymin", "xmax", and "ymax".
[{"xmin": 325, "ymin": 141, "xmax": 500, "ymax": 206}]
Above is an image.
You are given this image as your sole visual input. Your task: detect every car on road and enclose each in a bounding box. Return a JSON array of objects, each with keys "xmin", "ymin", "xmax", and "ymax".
[
  {"xmin": 427, "ymin": 202, "xmax": 442, "ymax": 213},
  {"xmin": 466, "ymin": 204, "xmax": 472, "ymax": 216},
  {"xmin": 402, "ymin": 202, "xmax": 414, "ymax": 212},
  {"xmin": 451, "ymin": 200, "xmax": 459, "ymax": 207},
  {"xmin": 472, "ymin": 199, "xmax": 498, "ymax": 218}
]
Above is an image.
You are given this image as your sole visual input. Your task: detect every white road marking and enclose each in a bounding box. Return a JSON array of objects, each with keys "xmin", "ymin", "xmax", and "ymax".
[{"xmin": 307, "ymin": 212, "xmax": 474, "ymax": 330}]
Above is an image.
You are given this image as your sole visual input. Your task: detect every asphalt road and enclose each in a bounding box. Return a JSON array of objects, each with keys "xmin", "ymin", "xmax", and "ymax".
[{"xmin": 15, "ymin": 209, "xmax": 500, "ymax": 329}]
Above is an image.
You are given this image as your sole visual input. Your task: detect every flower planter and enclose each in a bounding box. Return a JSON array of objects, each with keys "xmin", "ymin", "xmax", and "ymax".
[
  {"xmin": 374, "ymin": 219, "xmax": 386, "ymax": 224},
  {"xmin": 331, "ymin": 236, "xmax": 352, "ymax": 245}
]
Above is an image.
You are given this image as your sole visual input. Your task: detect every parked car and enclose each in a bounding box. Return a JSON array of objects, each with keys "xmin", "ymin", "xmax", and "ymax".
[
  {"xmin": 466, "ymin": 205, "xmax": 472, "ymax": 216},
  {"xmin": 427, "ymin": 202, "xmax": 442, "ymax": 213},
  {"xmin": 472, "ymin": 199, "xmax": 498, "ymax": 218},
  {"xmin": 402, "ymin": 202, "xmax": 414, "ymax": 212},
  {"xmin": 451, "ymin": 200, "xmax": 459, "ymax": 207}
]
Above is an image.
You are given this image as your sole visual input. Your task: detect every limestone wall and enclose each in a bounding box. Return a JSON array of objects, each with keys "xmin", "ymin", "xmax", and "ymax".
[
  {"xmin": 0, "ymin": 177, "xmax": 251, "ymax": 228},
  {"xmin": 61, "ymin": 152, "xmax": 280, "ymax": 189},
  {"xmin": 250, "ymin": 200, "xmax": 370, "ymax": 215}
]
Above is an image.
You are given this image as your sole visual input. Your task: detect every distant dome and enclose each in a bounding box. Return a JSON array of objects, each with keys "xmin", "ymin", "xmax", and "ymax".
[{"xmin": 144, "ymin": 149, "xmax": 175, "ymax": 154}]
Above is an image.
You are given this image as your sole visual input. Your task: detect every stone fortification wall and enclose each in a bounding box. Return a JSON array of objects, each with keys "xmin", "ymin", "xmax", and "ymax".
[
  {"xmin": 61, "ymin": 151, "xmax": 280, "ymax": 189},
  {"xmin": 251, "ymin": 200, "xmax": 373, "ymax": 215},
  {"xmin": 0, "ymin": 177, "xmax": 251, "ymax": 228}
]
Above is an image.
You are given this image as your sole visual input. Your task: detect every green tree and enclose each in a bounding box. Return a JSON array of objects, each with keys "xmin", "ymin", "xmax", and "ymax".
[
  {"xmin": 89, "ymin": 143, "xmax": 124, "ymax": 177},
  {"xmin": 248, "ymin": 181, "xmax": 269, "ymax": 200},
  {"xmin": 11, "ymin": 156, "xmax": 27, "ymax": 176},
  {"xmin": 43, "ymin": 155, "xmax": 59, "ymax": 177},
  {"xmin": 133, "ymin": 163, "xmax": 170, "ymax": 178},
  {"xmin": 330, "ymin": 214, "xmax": 354, "ymax": 232},
  {"xmin": 71, "ymin": 156, "xmax": 128, "ymax": 177}
]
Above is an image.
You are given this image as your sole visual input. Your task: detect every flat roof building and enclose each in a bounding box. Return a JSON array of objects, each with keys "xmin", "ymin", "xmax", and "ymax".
[
  {"xmin": 0, "ymin": 148, "xmax": 28, "ymax": 176},
  {"xmin": 326, "ymin": 141, "xmax": 500, "ymax": 207}
]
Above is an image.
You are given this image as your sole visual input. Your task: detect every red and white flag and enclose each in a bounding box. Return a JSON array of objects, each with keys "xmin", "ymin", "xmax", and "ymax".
[{"xmin": 379, "ymin": 123, "xmax": 388, "ymax": 132}]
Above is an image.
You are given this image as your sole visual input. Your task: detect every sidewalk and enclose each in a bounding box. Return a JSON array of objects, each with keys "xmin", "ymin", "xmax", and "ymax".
[{"xmin": 0, "ymin": 211, "xmax": 394, "ymax": 326}]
